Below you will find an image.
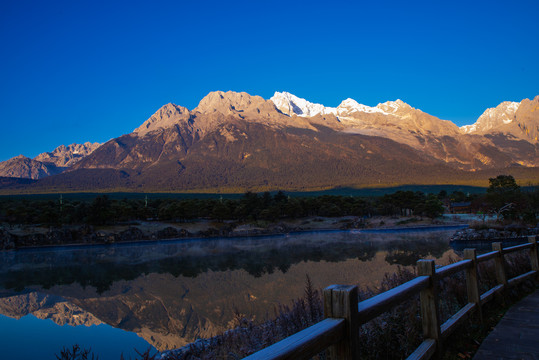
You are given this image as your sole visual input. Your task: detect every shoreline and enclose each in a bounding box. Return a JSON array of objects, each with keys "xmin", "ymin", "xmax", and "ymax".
[{"xmin": 1, "ymin": 218, "xmax": 469, "ymax": 252}]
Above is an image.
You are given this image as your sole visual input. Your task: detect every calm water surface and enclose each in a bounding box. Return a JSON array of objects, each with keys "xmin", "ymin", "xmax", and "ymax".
[{"xmin": 0, "ymin": 227, "xmax": 465, "ymax": 359}]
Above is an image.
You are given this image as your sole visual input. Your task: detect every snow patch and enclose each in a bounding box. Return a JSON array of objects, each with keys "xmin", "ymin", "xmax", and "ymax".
[
  {"xmin": 460, "ymin": 124, "xmax": 477, "ymax": 134},
  {"xmin": 460, "ymin": 101, "xmax": 520, "ymax": 133},
  {"xmin": 270, "ymin": 92, "xmax": 389, "ymax": 119},
  {"xmin": 337, "ymin": 98, "xmax": 388, "ymax": 115},
  {"xmin": 271, "ymin": 92, "xmax": 329, "ymax": 117},
  {"xmin": 376, "ymin": 99, "xmax": 410, "ymax": 113}
]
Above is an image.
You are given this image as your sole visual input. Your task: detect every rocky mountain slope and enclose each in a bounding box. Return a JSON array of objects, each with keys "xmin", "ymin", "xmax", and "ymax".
[
  {"xmin": 0, "ymin": 142, "xmax": 100, "ymax": 179},
  {"xmin": 461, "ymin": 101, "xmax": 520, "ymax": 134},
  {"xmin": 34, "ymin": 142, "xmax": 101, "ymax": 168},
  {"xmin": 2, "ymin": 92, "xmax": 538, "ymax": 192},
  {"xmin": 0, "ymin": 155, "xmax": 63, "ymax": 179},
  {"xmin": 271, "ymin": 92, "xmax": 539, "ymax": 170},
  {"xmin": 460, "ymin": 98, "xmax": 539, "ymax": 142}
]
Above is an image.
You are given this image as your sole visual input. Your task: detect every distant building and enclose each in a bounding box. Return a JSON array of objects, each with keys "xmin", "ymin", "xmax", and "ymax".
[{"xmin": 449, "ymin": 201, "xmax": 472, "ymax": 213}]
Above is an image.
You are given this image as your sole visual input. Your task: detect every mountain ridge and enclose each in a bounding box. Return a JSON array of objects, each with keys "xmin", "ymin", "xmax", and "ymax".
[
  {"xmin": 0, "ymin": 142, "xmax": 101, "ymax": 180},
  {"xmin": 1, "ymin": 91, "xmax": 538, "ymax": 192}
]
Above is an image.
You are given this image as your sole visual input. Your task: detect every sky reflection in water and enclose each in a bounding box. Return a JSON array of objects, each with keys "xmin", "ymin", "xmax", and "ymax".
[{"xmin": 0, "ymin": 228, "xmax": 463, "ymax": 358}]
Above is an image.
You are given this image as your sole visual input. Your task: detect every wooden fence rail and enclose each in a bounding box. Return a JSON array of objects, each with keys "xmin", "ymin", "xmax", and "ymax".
[{"xmin": 244, "ymin": 235, "xmax": 539, "ymax": 360}]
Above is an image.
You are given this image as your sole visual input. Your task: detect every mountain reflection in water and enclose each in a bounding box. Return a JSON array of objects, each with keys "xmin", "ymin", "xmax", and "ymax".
[{"xmin": 0, "ymin": 229, "xmax": 460, "ymax": 353}]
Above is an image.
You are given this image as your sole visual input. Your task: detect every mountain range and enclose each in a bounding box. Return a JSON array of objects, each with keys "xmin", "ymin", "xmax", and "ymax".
[{"xmin": 1, "ymin": 91, "xmax": 538, "ymax": 192}]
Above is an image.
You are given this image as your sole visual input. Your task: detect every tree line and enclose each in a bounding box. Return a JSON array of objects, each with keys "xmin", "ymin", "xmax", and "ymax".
[{"xmin": 0, "ymin": 175, "xmax": 536, "ymax": 226}]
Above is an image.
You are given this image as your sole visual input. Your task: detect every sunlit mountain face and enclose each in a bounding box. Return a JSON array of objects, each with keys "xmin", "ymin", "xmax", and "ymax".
[{"xmin": 1, "ymin": 92, "xmax": 538, "ymax": 193}]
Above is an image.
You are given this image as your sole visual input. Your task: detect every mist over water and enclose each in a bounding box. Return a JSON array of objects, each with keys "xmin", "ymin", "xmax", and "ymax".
[{"xmin": 0, "ymin": 228, "xmax": 461, "ymax": 358}]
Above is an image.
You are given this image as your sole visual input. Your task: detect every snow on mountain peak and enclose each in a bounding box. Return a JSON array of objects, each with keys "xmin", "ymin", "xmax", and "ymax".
[
  {"xmin": 270, "ymin": 92, "xmax": 388, "ymax": 118},
  {"xmin": 460, "ymin": 101, "xmax": 520, "ymax": 134},
  {"xmin": 339, "ymin": 98, "xmax": 361, "ymax": 108},
  {"xmin": 376, "ymin": 99, "xmax": 410, "ymax": 113},
  {"xmin": 338, "ymin": 98, "xmax": 388, "ymax": 115},
  {"xmin": 270, "ymin": 91, "xmax": 328, "ymax": 117}
]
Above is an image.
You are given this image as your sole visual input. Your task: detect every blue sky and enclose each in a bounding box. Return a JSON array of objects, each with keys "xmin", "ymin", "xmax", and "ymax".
[{"xmin": 1, "ymin": 0, "xmax": 538, "ymax": 161}]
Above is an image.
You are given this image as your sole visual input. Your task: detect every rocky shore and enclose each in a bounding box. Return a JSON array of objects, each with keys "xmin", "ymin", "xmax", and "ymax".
[
  {"xmin": 0, "ymin": 225, "xmax": 150, "ymax": 250},
  {"xmin": 0, "ymin": 218, "xmax": 361, "ymax": 250},
  {"xmin": 1, "ymin": 215, "xmax": 487, "ymax": 251},
  {"xmin": 0, "ymin": 224, "xmax": 279, "ymax": 250},
  {"xmin": 450, "ymin": 225, "xmax": 539, "ymax": 243},
  {"xmin": 0, "ymin": 216, "xmax": 448, "ymax": 251}
]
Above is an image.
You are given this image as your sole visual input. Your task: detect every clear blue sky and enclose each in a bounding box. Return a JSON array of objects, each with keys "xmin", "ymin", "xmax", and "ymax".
[{"xmin": 1, "ymin": 0, "xmax": 538, "ymax": 161}]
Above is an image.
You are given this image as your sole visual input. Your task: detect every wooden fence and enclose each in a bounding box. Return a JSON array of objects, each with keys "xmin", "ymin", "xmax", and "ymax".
[{"xmin": 244, "ymin": 236, "xmax": 539, "ymax": 360}]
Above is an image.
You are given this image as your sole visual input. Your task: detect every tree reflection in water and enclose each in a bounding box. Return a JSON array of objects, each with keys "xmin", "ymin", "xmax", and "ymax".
[
  {"xmin": 0, "ymin": 228, "xmax": 459, "ymax": 353},
  {"xmin": 1, "ymin": 229, "xmax": 453, "ymax": 293}
]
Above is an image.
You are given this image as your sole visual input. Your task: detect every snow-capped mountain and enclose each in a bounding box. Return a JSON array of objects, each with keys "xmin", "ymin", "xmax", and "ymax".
[
  {"xmin": 1, "ymin": 91, "xmax": 537, "ymax": 192},
  {"xmin": 270, "ymin": 91, "xmax": 462, "ymax": 147},
  {"xmin": 270, "ymin": 91, "xmax": 426, "ymax": 120},
  {"xmin": 270, "ymin": 92, "xmax": 538, "ymax": 146},
  {"xmin": 270, "ymin": 91, "xmax": 390, "ymax": 118},
  {"xmin": 376, "ymin": 99, "xmax": 413, "ymax": 114},
  {"xmin": 461, "ymin": 101, "xmax": 520, "ymax": 134},
  {"xmin": 270, "ymin": 91, "xmax": 329, "ymax": 117}
]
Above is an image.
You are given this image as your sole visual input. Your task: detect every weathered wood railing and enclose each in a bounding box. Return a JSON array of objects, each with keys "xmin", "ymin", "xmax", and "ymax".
[{"xmin": 244, "ymin": 235, "xmax": 539, "ymax": 360}]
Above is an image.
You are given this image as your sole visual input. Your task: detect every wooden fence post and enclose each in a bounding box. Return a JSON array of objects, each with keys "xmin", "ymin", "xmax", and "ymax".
[
  {"xmin": 417, "ymin": 259, "xmax": 442, "ymax": 358},
  {"xmin": 492, "ymin": 242, "xmax": 507, "ymax": 289},
  {"xmin": 463, "ymin": 248, "xmax": 482, "ymax": 324},
  {"xmin": 323, "ymin": 285, "xmax": 359, "ymax": 360},
  {"xmin": 529, "ymin": 236, "xmax": 539, "ymax": 282}
]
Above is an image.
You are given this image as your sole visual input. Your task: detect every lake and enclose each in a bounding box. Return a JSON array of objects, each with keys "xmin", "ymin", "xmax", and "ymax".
[{"xmin": 0, "ymin": 226, "xmax": 465, "ymax": 359}]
